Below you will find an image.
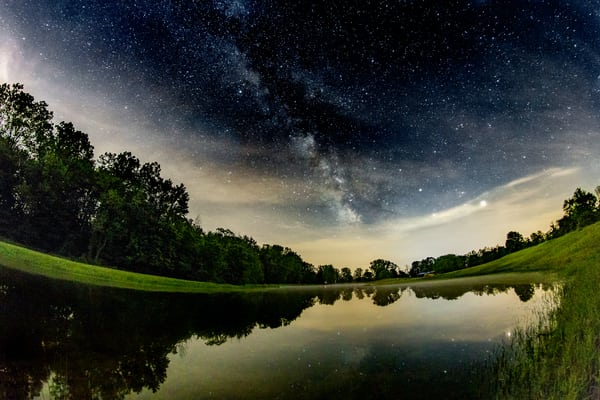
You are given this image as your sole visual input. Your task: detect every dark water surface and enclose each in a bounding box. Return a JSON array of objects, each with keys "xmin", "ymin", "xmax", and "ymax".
[{"xmin": 0, "ymin": 267, "xmax": 554, "ymax": 399}]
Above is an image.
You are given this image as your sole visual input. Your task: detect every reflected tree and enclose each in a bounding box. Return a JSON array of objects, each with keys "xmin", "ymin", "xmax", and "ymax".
[
  {"xmin": 316, "ymin": 287, "xmax": 342, "ymax": 305},
  {"xmin": 410, "ymin": 281, "xmax": 539, "ymax": 302},
  {"xmin": 513, "ymin": 284, "xmax": 536, "ymax": 302},
  {"xmin": 353, "ymin": 287, "xmax": 365, "ymax": 299},
  {"xmin": 0, "ymin": 270, "xmax": 320, "ymax": 399},
  {"xmin": 372, "ymin": 286, "xmax": 404, "ymax": 306},
  {"xmin": 0, "ymin": 269, "xmax": 553, "ymax": 399},
  {"xmin": 341, "ymin": 287, "xmax": 354, "ymax": 301}
]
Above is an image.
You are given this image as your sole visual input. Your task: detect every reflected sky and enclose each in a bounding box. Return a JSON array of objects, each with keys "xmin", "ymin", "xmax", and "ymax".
[
  {"xmin": 1, "ymin": 267, "xmax": 554, "ymax": 399},
  {"xmin": 126, "ymin": 284, "xmax": 553, "ymax": 400}
]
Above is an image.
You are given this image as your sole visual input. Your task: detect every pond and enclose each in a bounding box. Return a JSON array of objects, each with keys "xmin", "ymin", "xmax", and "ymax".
[{"xmin": 0, "ymin": 267, "xmax": 556, "ymax": 399}]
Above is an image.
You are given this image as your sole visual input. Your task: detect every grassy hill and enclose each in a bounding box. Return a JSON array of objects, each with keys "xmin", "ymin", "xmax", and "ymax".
[
  {"xmin": 1, "ymin": 223, "xmax": 600, "ymax": 396},
  {"xmin": 0, "ymin": 240, "xmax": 269, "ymax": 293},
  {"xmin": 441, "ymin": 221, "xmax": 600, "ymax": 280},
  {"xmin": 452, "ymin": 222, "xmax": 600, "ymax": 399}
]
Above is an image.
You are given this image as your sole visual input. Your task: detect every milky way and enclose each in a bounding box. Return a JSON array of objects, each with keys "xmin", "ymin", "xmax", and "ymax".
[{"xmin": 2, "ymin": 0, "xmax": 600, "ymax": 266}]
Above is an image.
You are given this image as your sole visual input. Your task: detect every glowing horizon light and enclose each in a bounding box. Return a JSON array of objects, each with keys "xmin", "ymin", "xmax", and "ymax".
[{"xmin": 480, "ymin": 200, "xmax": 488, "ymax": 208}]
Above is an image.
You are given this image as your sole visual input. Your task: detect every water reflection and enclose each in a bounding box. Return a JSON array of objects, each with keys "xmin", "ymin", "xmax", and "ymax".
[{"xmin": 0, "ymin": 267, "xmax": 553, "ymax": 399}]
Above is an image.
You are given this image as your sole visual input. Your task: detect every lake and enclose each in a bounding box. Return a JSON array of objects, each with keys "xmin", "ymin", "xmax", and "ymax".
[{"xmin": 0, "ymin": 267, "xmax": 555, "ymax": 399}]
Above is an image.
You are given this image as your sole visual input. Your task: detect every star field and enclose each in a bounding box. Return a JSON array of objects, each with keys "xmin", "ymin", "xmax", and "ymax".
[{"xmin": 2, "ymin": 0, "xmax": 600, "ymax": 265}]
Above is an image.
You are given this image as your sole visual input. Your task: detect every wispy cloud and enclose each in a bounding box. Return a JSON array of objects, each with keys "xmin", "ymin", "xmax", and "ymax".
[{"xmin": 288, "ymin": 166, "xmax": 584, "ymax": 267}]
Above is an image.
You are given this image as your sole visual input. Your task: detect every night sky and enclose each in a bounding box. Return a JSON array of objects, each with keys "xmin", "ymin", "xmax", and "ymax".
[{"xmin": 2, "ymin": 0, "xmax": 600, "ymax": 267}]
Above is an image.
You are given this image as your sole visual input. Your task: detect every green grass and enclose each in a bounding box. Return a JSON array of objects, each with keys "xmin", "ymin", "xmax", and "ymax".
[
  {"xmin": 440, "ymin": 224, "xmax": 600, "ymax": 280},
  {"xmin": 459, "ymin": 222, "xmax": 600, "ymax": 399},
  {"xmin": 3, "ymin": 223, "xmax": 600, "ymax": 397},
  {"xmin": 0, "ymin": 240, "xmax": 274, "ymax": 293},
  {"xmin": 490, "ymin": 263, "xmax": 600, "ymax": 399},
  {"xmin": 373, "ymin": 222, "xmax": 600, "ymax": 398}
]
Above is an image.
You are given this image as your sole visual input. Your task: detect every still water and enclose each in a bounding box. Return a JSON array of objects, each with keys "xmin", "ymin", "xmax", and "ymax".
[{"xmin": 0, "ymin": 267, "xmax": 554, "ymax": 399}]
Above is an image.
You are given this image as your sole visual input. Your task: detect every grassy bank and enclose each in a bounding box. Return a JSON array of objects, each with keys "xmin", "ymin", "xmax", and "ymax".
[
  {"xmin": 0, "ymin": 240, "xmax": 273, "ymax": 293},
  {"xmin": 440, "ymin": 222, "xmax": 600, "ymax": 280},
  {"xmin": 376, "ymin": 222, "xmax": 600, "ymax": 398},
  {"xmin": 2, "ymin": 224, "xmax": 600, "ymax": 397},
  {"xmin": 484, "ymin": 222, "xmax": 600, "ymax": 399},
  {"xmin": 490, "ymin": 261, "xmax": 600, "ymax": 399}
]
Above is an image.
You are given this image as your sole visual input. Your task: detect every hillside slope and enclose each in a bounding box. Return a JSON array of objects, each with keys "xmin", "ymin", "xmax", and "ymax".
[
  {"xmin": 441, "ymin": 221, "xmax": 600, "ymax": 280},
  {"xmin": 0, "ymin": 240, "xmax": 263, "ymax": 293},
  {"xmin": 452, "ymin": 222, "xmax": 600, "ymax": 399}
]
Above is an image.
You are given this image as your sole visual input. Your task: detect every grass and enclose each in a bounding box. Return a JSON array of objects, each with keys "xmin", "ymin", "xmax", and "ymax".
[
  {"xmin": 490, "ymin": 264, "xmax": 600, "ymax": 399},
  {"xmin": 3, "ymin": 223, "xmax": 600, "ymax": 397},
  {"xmin": 374, "ymin": 222, "xmax": 600, "ymax": 398},
  {"xmin": 0, "ymin": 240, "xmax": 274, "ymax": 293},
  {"xmin": 465, "ymin": 222, "xmax": 600, "ymax": 399},
  {"xmin": 439, "ymin": 223, "xmax": 600, "ymax": 280}
]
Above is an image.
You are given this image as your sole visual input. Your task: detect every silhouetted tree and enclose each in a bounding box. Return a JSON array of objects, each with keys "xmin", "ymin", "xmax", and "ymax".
[
  {"xmin": 563, "ymin": 188, "xmax": 598, "ymax": 229},
  {"xmin": 369, "ymin": 259, "xmax": 400, "ymax": 280},
  {"xmin": 260, "ymin": 244, "xmax": 308, "ymax": 284},
  {"xmin": 317, "ymin": 264, "xmax": 339, "ymax": 284},
  {"xmin": 505, "ymin": 231, "xmax": 525, "ymax": 253},
  {"xmin": 340, "ymin": 267, "xmax": 353, "ymax": 283},
  {"xmin": 353, "ymin": 267, "xmax": 364, "ymax": 282},
  {"xmin": 529, "ymin": 230, "xmax": 545, "ymax": 246}
]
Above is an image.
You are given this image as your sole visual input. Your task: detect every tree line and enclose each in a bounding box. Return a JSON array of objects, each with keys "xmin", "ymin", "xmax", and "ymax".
[
  {"xmin": 1, "ymin": 83, "xmax": 408, "ymax": 284},
  {"xmin": 2, "ymin": 83, "xmax": 598, "ymax": 284},
  {"xmin": 408, "ymin": 185, "xmax": 600, "ymax": 276}
]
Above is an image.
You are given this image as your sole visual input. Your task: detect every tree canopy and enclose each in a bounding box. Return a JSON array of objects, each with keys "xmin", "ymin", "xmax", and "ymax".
[
  {"xmin": 0, "ymin": 83, "xmax": 331, "ymax": 285},
  {"xmin": 1, "ymin": 83, "xmax": 599, "ymax": 285}
]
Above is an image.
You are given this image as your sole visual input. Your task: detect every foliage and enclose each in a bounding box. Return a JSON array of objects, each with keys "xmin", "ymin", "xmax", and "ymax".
[
  {"xmin": 3, "ymin": 83, "xmax": 600, "ymax": 288},
  {"xmin": 408, "ymin": 186, "xmax": 600, "ymax": 277},
  {"xmin": 369, "ymin": 258, "xmax": 405, "ymax": 280},
  {"xmin": 0, "ymin": 240, "xmax": 263, "ymax": 293},
  {"xmin": 316, "ymin": 264, "xmax": 339, "ymax": 284},
  {"xmin": 0, "ymin": 83, "xmax": 329, "ymax": 285},
  {"xmin": 479, "ymin": 222, "xmax": 600, "ymax": 399},
  {"xmin": 505, "ymin": 231, "xmax": 525, "ymax": 253}
]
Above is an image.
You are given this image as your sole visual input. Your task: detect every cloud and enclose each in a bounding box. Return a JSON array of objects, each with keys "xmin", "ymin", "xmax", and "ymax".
[
  {"xmin": 3, "ymin": 3, "xmax": 600, "ymax": 271},
  {"xmin": 286, "ymin": 166, "xmax": 585, "ymax": 268}
]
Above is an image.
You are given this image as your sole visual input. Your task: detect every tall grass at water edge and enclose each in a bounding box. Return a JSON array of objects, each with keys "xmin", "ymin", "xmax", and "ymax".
[
  {"xmin": 480, "ymin": 222, "xmax": 600, "ymax": 399},
  {"xmin": 2, "ymin": 221, "xmax": 600, "ymax": 397}
]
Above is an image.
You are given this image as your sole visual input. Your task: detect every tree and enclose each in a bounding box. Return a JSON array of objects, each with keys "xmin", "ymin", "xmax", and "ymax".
[
  {"xmin": 0, "ymin": 84, "xmax": 97, "ymax": 253},
  {"xmin": 353, "ymin": 267, "xmax": 364, "ymax": 282},
  {"xmin": 409, "ymin": 260, "xmax": 422, "ymax": 277},
  {"xmin": 317, "ymin": 264, "xmax": 339, "ymax": 284},
  {"xmin": 89, "ymin": 152, "xmax": 190, "ymax": 275},
  {"xmin": 369, "ymin": 259, "xmax": 399, "ymax": 280},
  {"xmin": 18, "ymin": 122, "xmax": 96, "ymax": 253},
  {"xmin": 434, "ymin": 254, "xmax": 465, "ymax": 274},
  {"xmin": 529, "ymin": 230, "xmax": 545, "ymax": 246},
  {"xmin": 0, "ymin": 136, "xmax": 23, "ymax": 236},
  {"xmin": 562, "ymin": 188, "xmax": 598, "ymax": 229},
  {"xmin": 505, "ymin": 231, "xmax": 525, "ymax": 253},
  {"xmin": 260, "ymin": 244, "xmax": 307, "ymax": 284},
  {"xmin": 0, "ymin": 83, "xmax": 54, "ymax": 241},
  {"xmin": 221, "ymin": 238, "xmax": 264, "ymax": 284},
  {"xmin": 340, "ymin": 267, "xmax": 353, "ymax": 283},
  {"xmin": 0, "ymin": 83, "xmax": 53, "ymax": 156}
]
